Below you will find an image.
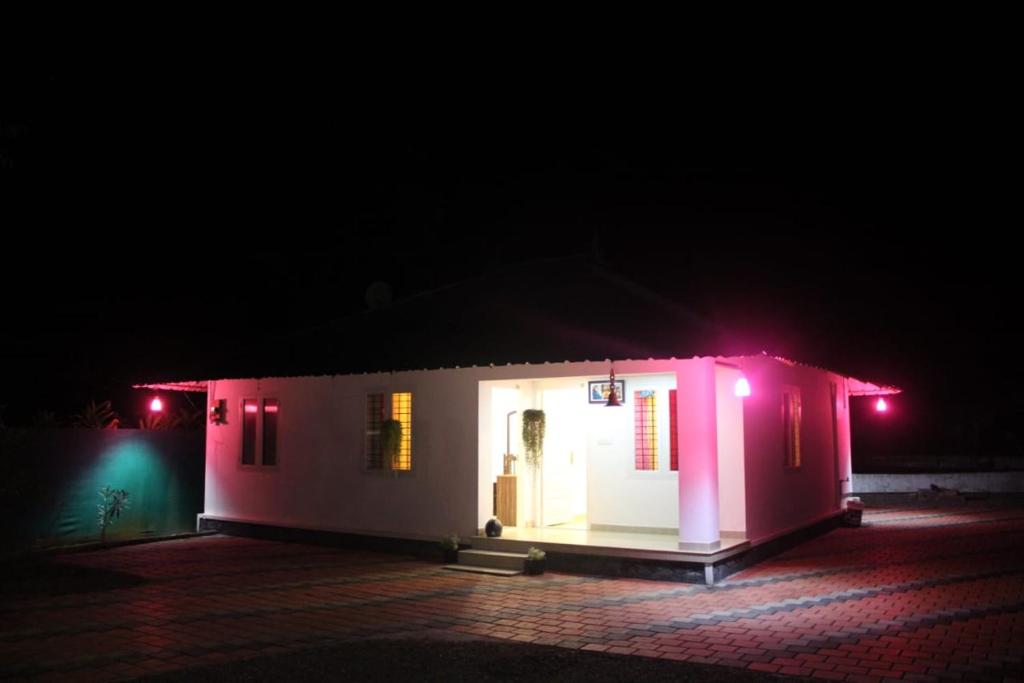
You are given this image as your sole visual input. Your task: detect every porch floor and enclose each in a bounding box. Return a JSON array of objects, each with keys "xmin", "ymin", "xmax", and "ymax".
[{"xmin": 473, "ymin": 525, "xmax": 749, "ymax": 562}]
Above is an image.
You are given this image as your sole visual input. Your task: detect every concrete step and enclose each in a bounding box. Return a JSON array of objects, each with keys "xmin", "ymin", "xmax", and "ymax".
[
  {"xmin": 442, "ymin": 564, "xmax": 521, "ymax": 576},
  {"xmin": 457, "ymin": 549, "xmax": 527, "ymax": 571}
]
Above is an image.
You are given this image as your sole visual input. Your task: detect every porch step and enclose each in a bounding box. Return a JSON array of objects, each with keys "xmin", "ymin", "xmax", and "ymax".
[
  {"xmin": 443, "ymin": 564, "xmax": 522, "ymax": 576},
  {"xmin": 456, "ymin": 549, "xmax": 527, "ymax": 571}
]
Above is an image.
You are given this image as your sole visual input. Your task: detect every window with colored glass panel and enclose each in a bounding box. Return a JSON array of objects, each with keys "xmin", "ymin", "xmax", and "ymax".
[
  {"xmin": 783, "ymin": 388, "xmax": 802, "ymax": 468},
  {"xmin": 262, "ymin": 399, "xmax": 279, "ymax": 466},
  {"xmin": 669, "ymin": 389, "xmax": 678, "ymax": 471},
  {"xmin": 634, "ymin": 390, "xmax": 657, "ymax": 470},
  {"xmin": 241, "ymin": 399, "xmax": 258, "ymax": 465},
  {"xmin": 391, "ymin": 392, "xmax": 412, "ymax": 471},
  {"xmin": 365, "ymin": 393, "xmax": 384, "ymax": 469}
]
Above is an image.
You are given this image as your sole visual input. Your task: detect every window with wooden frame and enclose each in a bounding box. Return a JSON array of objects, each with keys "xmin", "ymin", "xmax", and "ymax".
[
  {"xmin": 241, "ymin": 398, "xmax": 279, "ymax": 467},
  {"xmin": 782, "ymin": 387, "xmax": 802, "ymax": 468},
  {"xmin": 669, "ymin": 389, "xmax": 679, "ymax": 471},
  {"xmin": 262, "ymin": 399, "xmax": 279, "ymax": 466},
  {"xmin": 634, "ymin": 390, "xmax": 658, "ymax": 470},
  {"xmin": 365, "ymin": 392, "xmax": 413, "ymax": 471}
]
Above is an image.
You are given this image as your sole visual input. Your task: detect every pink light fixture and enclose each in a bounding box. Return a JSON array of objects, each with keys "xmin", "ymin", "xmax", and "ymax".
[
  {"xmin": 875, "ymin": 397, "xmax": 888, "ymax": 413},
  {"xmin": 734, "ymin": 377, "xmax": 751, "ymax": 398},
  {"xmin": 149, "ymin": 397, "xmax": 163, "ymax": 413}
]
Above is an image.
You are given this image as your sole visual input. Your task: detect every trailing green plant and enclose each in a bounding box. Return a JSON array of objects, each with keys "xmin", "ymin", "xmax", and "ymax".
[
  {"xmin": 73, "ymin": 400, "xmax": 119, "ymax": 429},
  {"xmin": 439, "ymin": 532, "xmax": 460, "ymax": 551},
  {"xmin": 380, "ymin": 418, "xmax": 403, "ymax": 469},
  {"xmin": 97, "ymin": 485, "xmax": 130, "ymax": 544},
  {"xmin": 522, "ymin": 409, "xmax": 545, "ymax": 468},
  {"xmin": 527, "ymin": 546, "xmax": 546, "ymax": 561}
]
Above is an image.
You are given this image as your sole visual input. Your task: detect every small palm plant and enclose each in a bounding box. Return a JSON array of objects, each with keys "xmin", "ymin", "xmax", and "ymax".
[{"xmin": 97, "ymin": 485, "xmax": 130, "ymax": 544}]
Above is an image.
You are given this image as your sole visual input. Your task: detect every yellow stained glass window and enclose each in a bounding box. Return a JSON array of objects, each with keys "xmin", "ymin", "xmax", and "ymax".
[{"xmin": 391, "ymin": 392, "xmax": 412, "ymax": 470}]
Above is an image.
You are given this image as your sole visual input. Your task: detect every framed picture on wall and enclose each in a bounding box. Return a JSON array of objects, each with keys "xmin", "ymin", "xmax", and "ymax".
[{"xmin": 588, "ymin": 379, "xmax": 626, "ymax": 404}]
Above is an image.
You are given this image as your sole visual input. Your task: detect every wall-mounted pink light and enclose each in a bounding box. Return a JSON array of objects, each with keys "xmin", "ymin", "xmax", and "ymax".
[
  {"xmin": 734, "ymin": 377, "xmax": 751, "ymax": 398},
  {"xmin": 149, "ymin": 397, "xmax": 163, "ymax": 413},
  {"xmin": 244, "ymin": 403, "xmax": 259, "ymax": 414},
  {"xmin": 875, "ymin": 397, "xmax": 888, "ymax": 413}
]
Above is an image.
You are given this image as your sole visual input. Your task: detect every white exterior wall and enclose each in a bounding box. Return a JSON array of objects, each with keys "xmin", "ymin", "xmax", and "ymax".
[
  {"xmin": 206, "ymin": 372, "xmax": 482, "ymax": 540},
  {"xmin": 733, "ymin": 356, "xmax": 851, "ymax": 544},
  {"xmin": 586, "ymin": 373, "xmax": 678, "ymax": 530},
  {"xmin": 203, "ymin": 355, "xmax": 854, "ymax": 545},
  {"xmin": 208, "ymin": 359, "xmax": 690, "ymax": 540}
]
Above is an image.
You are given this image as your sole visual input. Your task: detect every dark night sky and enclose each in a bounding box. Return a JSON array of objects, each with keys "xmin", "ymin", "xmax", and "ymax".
[{"xmin": 2, "ymin": 64, "xmax": 1020, "ymax": 459}]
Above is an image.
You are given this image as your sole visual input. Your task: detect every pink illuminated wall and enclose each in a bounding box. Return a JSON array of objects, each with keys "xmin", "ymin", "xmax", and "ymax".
[{"xmin": 734, "ymin": 355, "xmax": 852, "ymax": 544}]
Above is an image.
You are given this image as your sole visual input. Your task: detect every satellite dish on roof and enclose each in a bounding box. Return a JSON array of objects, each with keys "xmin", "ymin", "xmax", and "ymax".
[{"xmin": 365, "ymin": 281, "xmax": 393, "ymax": 310}]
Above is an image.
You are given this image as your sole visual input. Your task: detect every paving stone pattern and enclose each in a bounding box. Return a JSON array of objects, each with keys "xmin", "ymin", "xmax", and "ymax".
[{"xmin": 1, "ymin": 503, "xmax": 1022, "ymax": 682}]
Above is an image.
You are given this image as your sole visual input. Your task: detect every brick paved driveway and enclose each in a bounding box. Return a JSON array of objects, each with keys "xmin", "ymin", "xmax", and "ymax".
[{"xmin": 1, "ymin": 502, "xmax": 1022, "ymax": 682}]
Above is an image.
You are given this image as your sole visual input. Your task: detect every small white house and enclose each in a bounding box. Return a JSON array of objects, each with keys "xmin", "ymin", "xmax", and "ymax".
[{"xmin": 139, "ymin": 258, "xmax": 899, "ymax": 580}]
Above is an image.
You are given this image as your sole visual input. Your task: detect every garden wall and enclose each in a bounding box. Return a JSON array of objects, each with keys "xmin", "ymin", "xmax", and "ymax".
[{"xmin": 1, "ymin": 429, "xmax": 204, "ymax": 550}]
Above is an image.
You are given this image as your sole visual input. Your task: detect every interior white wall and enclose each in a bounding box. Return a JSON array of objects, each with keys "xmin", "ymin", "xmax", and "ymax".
[
  {"xmin": 587, "ymin": 373, "xmax": 678, "ymax": 530},
  {"xmin": 490, "ymin": 388, "xmax": 520, "ymax": 478},
  {"xmin": 715, "ymin": 365, "xmax": 746, "ymax": 534}
]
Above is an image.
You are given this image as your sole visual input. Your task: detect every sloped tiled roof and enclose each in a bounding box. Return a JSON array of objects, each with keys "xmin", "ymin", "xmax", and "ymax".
[{"xmin": 150, "ymin": 255, "xmax": 737, "ymax": 383}]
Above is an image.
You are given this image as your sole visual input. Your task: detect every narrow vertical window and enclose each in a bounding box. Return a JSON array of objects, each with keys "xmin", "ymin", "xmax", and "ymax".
[
  {"xmin": 365, "ymin": 393, "xmax": 384, "ymax": 469},
  {"xmin": 241, "ymin": 399, "xmax": 258, "ymax": 465},
  {"xmin": 391, "ymin": 392, "xmax": 412, "ymax": 471},
  {"xmin": 634, "ymin": 390, "xmax": 658, "ymax": 470},
  {"xmin": 783, "ymin": 388, "xmax": 802, "ymax": 468},
  {"xmin": 262, "ymin": 399, "xmax": 279, "ymax": 466},
  {"xmin": 669, "ymin": 389, "xmax": 679, "ymax": 471}
]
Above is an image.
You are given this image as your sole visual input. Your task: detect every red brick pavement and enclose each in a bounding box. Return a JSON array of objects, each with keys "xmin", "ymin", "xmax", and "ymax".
[{"xmin": 1, "ymin": 503, "xmax": 1022, "ymax": 682}]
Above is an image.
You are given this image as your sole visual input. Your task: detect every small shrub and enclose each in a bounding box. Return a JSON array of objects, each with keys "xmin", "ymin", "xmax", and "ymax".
[{"xmin": 439, "ymin": 533, "xmax": 460, "ymax": 551}]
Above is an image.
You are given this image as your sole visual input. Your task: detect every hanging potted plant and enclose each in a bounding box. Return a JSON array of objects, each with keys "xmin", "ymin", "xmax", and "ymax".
[
  {"xmin": 380, "ymin": 418, "xmax": 403, "ymax": 471},
  {"xmin": 522, "ymin": 409, "xmax": 545, "ymax": 468}
]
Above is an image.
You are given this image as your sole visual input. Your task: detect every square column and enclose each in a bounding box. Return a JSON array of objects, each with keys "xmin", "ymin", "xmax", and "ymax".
[{"xmin": 677, "ymin": 357, "xmax": 721, "ymax": 551}]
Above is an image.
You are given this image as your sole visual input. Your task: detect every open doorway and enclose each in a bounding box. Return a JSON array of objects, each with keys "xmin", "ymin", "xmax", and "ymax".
[
  {"xmin": 540, "ymin": 384, "xmax": 588, "ymax": 529},
  {"xmin": 481, "ymin": 379, "xmax": 590, "ymax": 530}
]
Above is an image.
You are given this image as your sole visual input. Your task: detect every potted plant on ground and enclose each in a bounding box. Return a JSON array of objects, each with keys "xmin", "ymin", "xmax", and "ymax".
[
  {"xmin": 440, "ymin": 533, "xmax": 460, "ymax": 563},
  {"xmin": 524, "ymin": 546, "xmax": 546, "ymax": 575}
]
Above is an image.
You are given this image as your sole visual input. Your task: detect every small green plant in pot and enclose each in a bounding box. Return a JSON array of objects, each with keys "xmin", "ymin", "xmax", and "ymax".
[
  {"xmin": 524, "ymin": 546, "xmax": 546, "ymax": 575},
  {"xmin": 380, "ymin": 418, "xmax": 403, "ymax": 471},
  {"xmin": 440, "ymin": 533, "xmax": 460, "ymax": 563}
]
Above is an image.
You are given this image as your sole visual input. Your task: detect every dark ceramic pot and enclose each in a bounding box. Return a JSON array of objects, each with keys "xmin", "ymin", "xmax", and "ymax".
[
  {"xmin": 485, "ymin": 517, "xmax": 503, "ymax": 538},
  {"xmin": 443, "ymin": 548, "xmax": 459, "ymax": 563},
  {"xmin": 524, "ymin": 558, "xmax": 545, "ymax": 575}
]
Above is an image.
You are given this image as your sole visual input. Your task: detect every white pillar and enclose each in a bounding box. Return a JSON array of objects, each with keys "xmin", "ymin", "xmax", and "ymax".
[{"xmin": 677, "ymin": 357, "xmax": 721, "ymax": 551}]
